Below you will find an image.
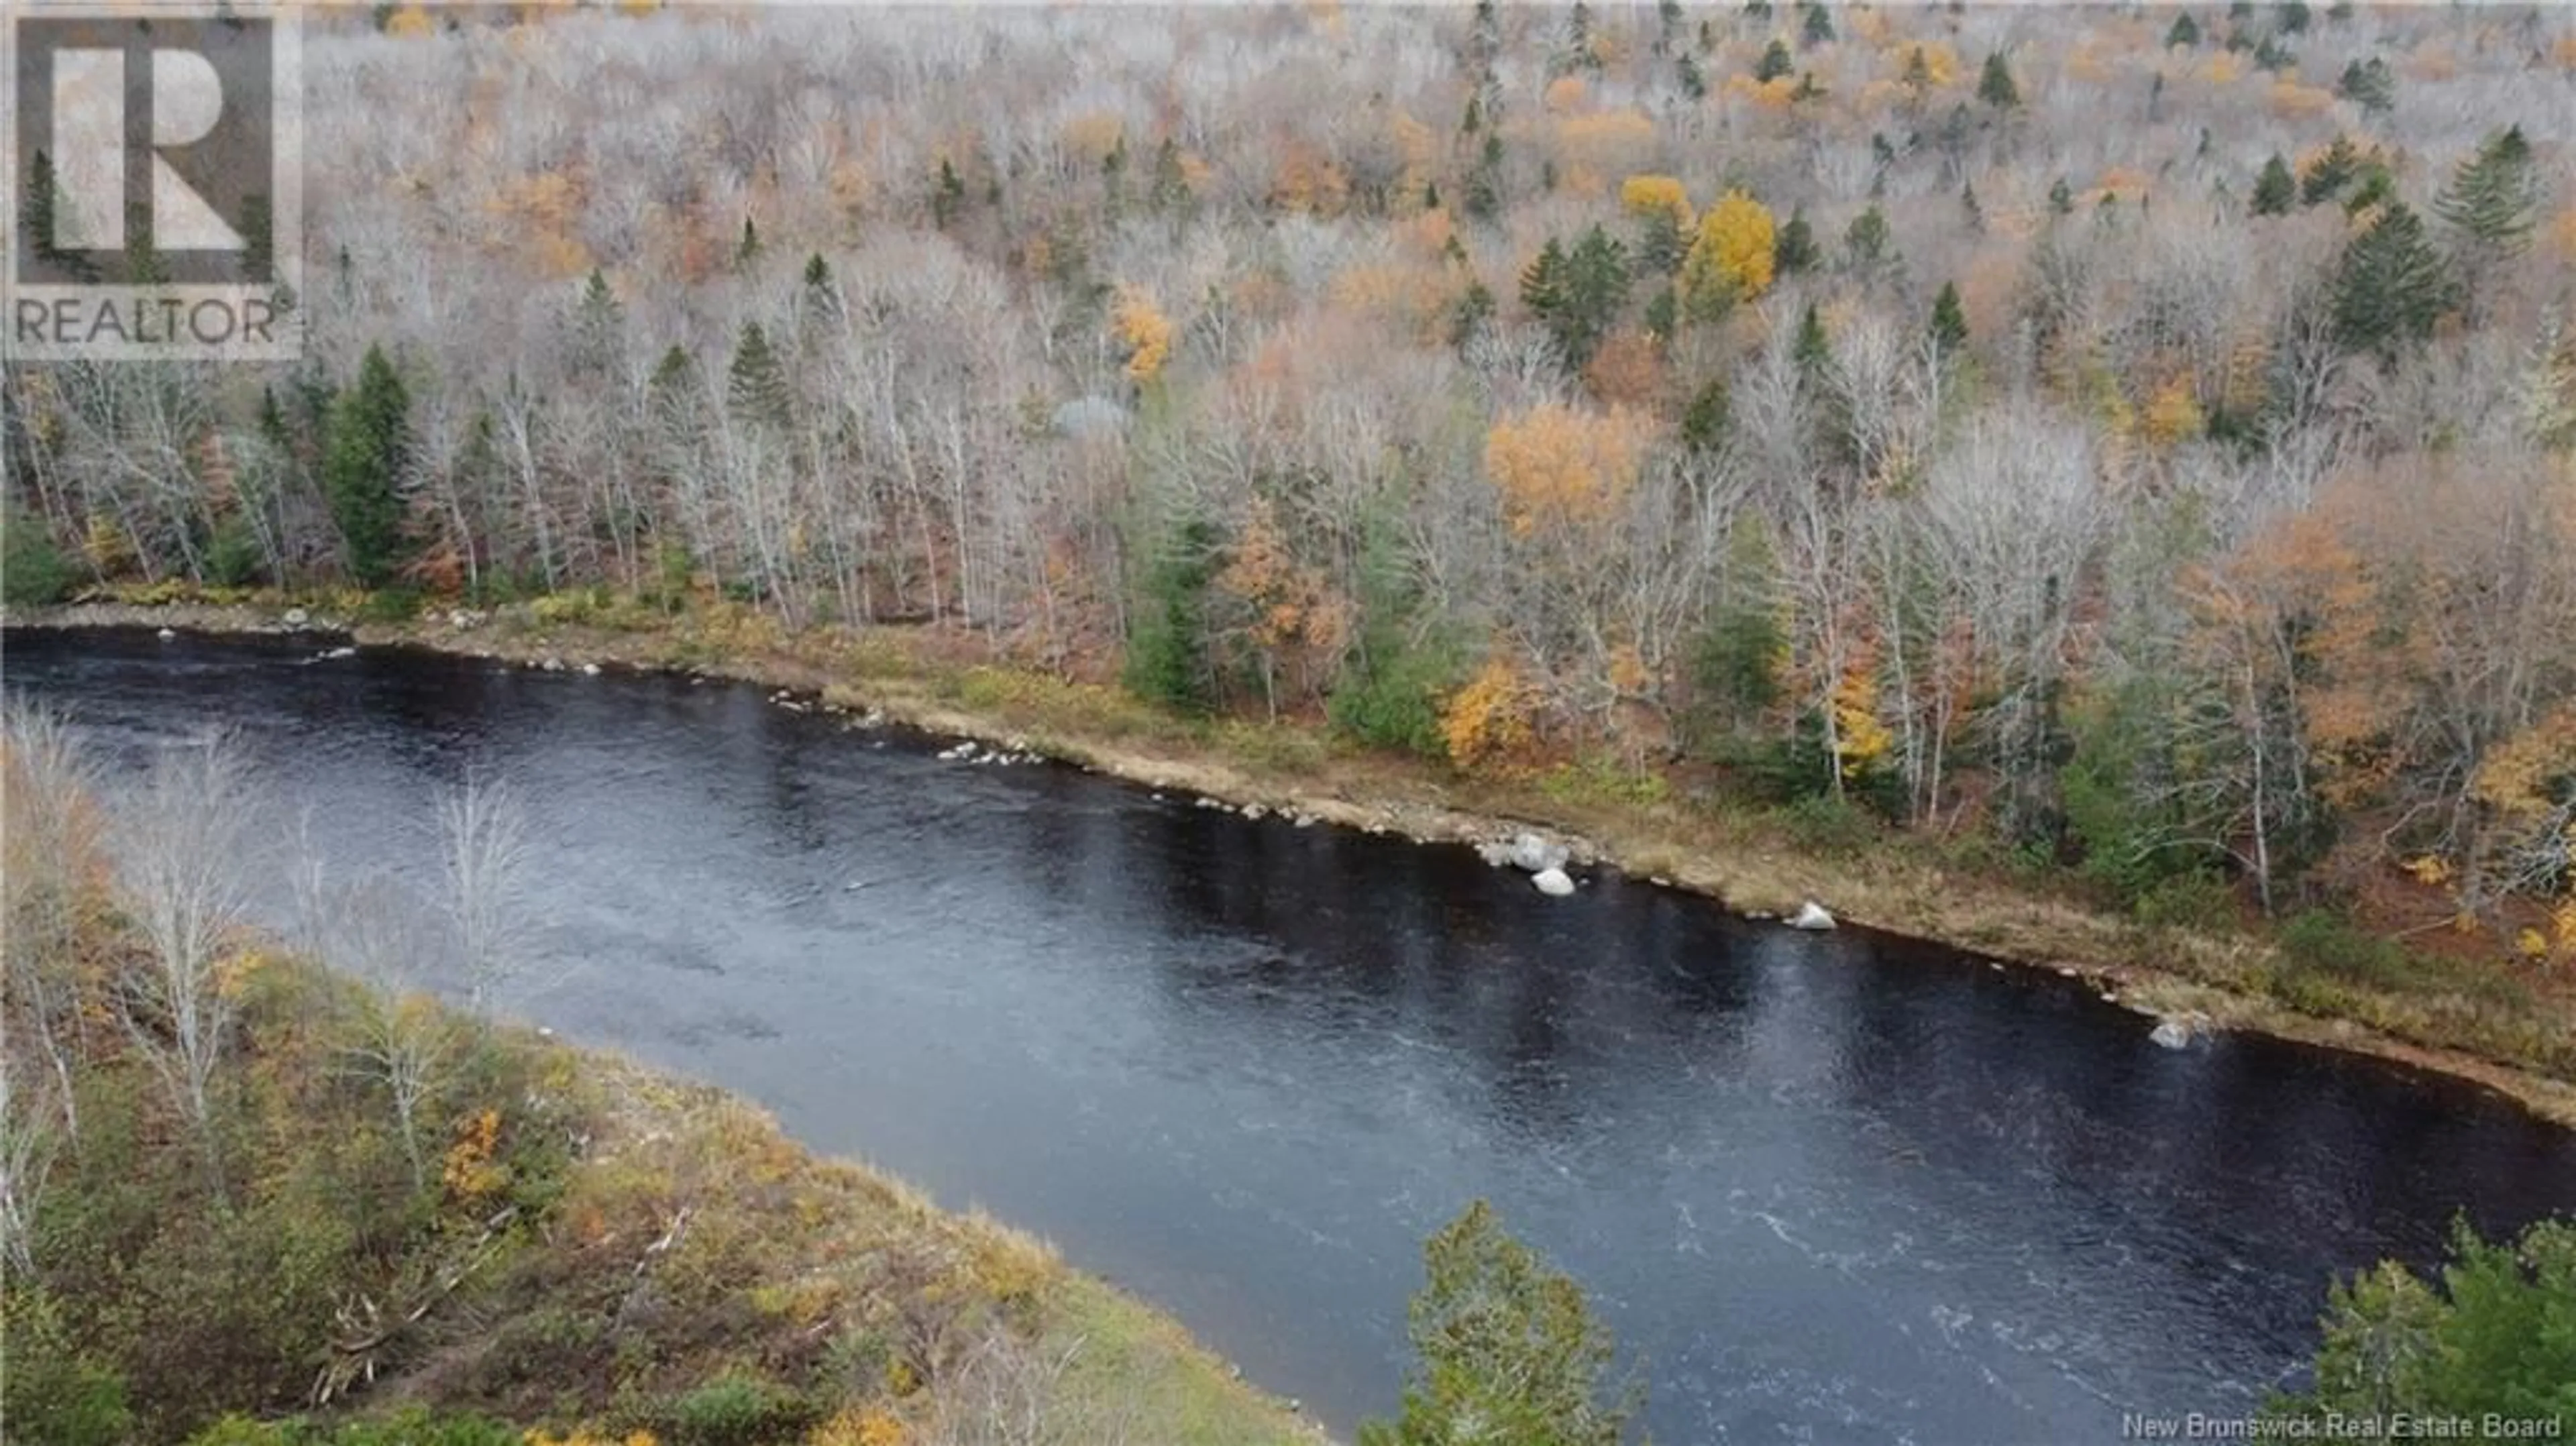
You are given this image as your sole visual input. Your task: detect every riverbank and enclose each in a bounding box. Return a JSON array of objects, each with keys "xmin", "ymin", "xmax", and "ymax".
[
  {"xmin": 0, "ymin": 693, "xmax": 1324, "ymax": 1445},
  {"xmin": 14, "ymin": 594, "xmax": 2574, "ymax": 1131}
]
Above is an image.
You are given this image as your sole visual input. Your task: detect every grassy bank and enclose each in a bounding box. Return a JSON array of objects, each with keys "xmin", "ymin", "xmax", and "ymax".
[
  {"xmin": 15, "ymin": 590, "xmax": 2575, "ymax": 1131},
  {"xmin": 0, "ymin": 700, "xmax": 1321, "ymax": 1446}
]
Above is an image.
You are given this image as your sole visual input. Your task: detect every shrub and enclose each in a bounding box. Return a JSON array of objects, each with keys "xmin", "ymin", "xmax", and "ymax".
[
  {"xmin": 1774, "ymin": 791, "xmax": 1878, "ymax": 858},
  {"xmin": 4, "ymin": 508, "xmax": 78, "ymax": 605},
  {"xmin": 659, "ymin": 1374, "xmax": 817, "ymax": 1446},
  {"xmin": 2276, "ymin": 909, "xmax": 2414, "ymax": 987},
  {"xmin": 1328, "ymin": 634, "xmax": 1459, "ymax": 758},
  {"xmin": 1, "ymin": 1288, "xmax": 135, "ymax": 1446}
]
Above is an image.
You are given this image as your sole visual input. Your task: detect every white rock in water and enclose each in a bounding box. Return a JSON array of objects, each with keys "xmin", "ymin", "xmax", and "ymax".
[
  {"xmin": 1242, "ymin": 803, "xmax": 1267, "ymax": 821},
  {"xmin": 1477, "ymin": 840, "xmax": 1517, "ymax": 867},
  {"xmin": 1532, "ymin": 867, "xmax": 1576, "ymax": 897},
  {"xmin": 1509, "ymin": 832, "xmax": 1570, "ymax": 873},
  {"xmin": 581, "ymin": 662, "xmax": 601, "ymax": 676},
  {"xmin": 282, "ymin": 607, "xmax": 309, "ymax": 628},
  {"xmin": 156, "ymin": 627, "xmax": 176, "ymax": 641},
  {"xmin": 2149, "ymin": 1017, "xmax": 2196, "ymax": 1050},
  {"xmin": 1789, "ymin": 901, "xmax": 1837, "ymax": 931}
]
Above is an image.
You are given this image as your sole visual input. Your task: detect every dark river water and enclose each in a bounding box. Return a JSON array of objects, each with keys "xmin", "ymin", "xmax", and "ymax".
[{"xmin": 10, "ymin": 626, "xmax": 2573, "ymax": 1445}]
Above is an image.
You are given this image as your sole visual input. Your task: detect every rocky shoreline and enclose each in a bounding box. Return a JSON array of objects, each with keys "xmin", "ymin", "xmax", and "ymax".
[{"xmin": 13, "ymin": 598, "xmax": 2573, "ymax": 1131}]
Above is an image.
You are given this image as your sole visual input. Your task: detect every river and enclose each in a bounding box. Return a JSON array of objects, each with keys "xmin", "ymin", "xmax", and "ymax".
[{"xmin": 10, "ymin": 626, "xmax": 2572, "ymax": 1445}]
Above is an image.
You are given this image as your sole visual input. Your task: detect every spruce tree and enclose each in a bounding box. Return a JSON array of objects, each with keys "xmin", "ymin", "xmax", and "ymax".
[
  {"xmin": 1464, "ymin": 135, "xmax": 1505, "ymax": 222},
  {"xmin": 2434, "ymin": 125, "xmax": 2538, "ymax": 258},
  {"xmin": 735, "ymin": 215, "xmax": 762, "ymax": 268},
  {"xmin": 2251, "ymin": 155, "xmax": 2297, "ymax": 216},
  {"xmin": 2049, "ymin": 177, "xmax": 2076, "ymax": 215},
  {"xmin": 1929, "ymin": 281, "xmax": 1970, "ymax": 353},
  {"xmin": 2334, "ymin": 56, "xmax": 2394, "ymax": 116},
  {"xmin": 1792, "ymin": 301, "xmax": 1832, "ymax": 382},
  {"xmin": 1800, "ymin": 1, "xmax": 1833, "ymax": 47},
  {"xmin": 2300, "ymin": 135, "xmax": 2359, "ymax": 206},
  {"xmin": 727, "ymin": 321, "xmax": 793, "ymax": 431},
  {"xmin": 1773, "ymin": 207, "xmax": 1819, "ymax": 276},
  {"xmin": 2165, "ymin": 12, "xmax": 2200, "ymax": 48},
  {"xmin": 1677, "ymin": 52, "xmax": 1707, "ymax": 101},
  {"xmin": 2331, "ymin": 201, "xmax": 2451, "ymax": 364},
  {"xmin": 1844, "ymin": 205, "xmax": 1891, "ymax": 269},
  {"xmin": 933, "ymin": 158, "xmax": 967, "ymax": 228},
  {"xmin": 1680, "ymin": 376, "xmax": 1731, "ymax": 453},
  {"xmin": 1755, "ymin": 38, "xmax": 1793, "ymax": 82},
  {"xmin": 323, "ymin": 345, "xmax": 413, "ymax": 589},
  {"xmin": 568, "ymin": 268, "xmax": 625, "ymax": 374},
  {"xmin": 1150, "ymin": 137, "xmax": 1193, "ymax": 215},
  {"xmin": 1978, "ymin": 51, "xmax": 2020, "ymax": 109}
]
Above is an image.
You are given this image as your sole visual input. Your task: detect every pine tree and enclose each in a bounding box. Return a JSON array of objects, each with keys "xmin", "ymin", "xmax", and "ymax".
[
  {"xmin": 1680, "ymin": 376, "xmax": 1731, "ymax": 453},
  {"xmin": 1449, "ymin": 279, "xmax": 1496, "ymax": 351},
  {"xmin": 1929, "ymin": 280, "xmax": 1970, "ymax": 353},
  {"xmin": 2435, "ymin": 125, "xmax": 2538, "ymax": 258},
  {"xmin": 2334, "ymin": 56, "xmax": 2394, "ymax": 116},
  {"xmin": 323, "ymin": 345, "xmax": 413, "ymax": 589},
  {"xmin": 2165, "ymin": 11, "xmax": 2200, "ymax": 47},
  {"xmin": 2251, "ymin": 154, "xmax": 2297, "ymax": 216},
  {"xmin": 1961, "ymin": 180, "xmax": 1984, "ymax": 232},
  {"xmin": 932, "ymin": 158, "xmax": 967, "ymax": 229},
  {"xmin": 1150, "ymin": 137, "xmax": 1193, "ymax": 215},
  {"xmin": 568, "ymin": 267, "xmax": 625, "ymax": 374},
  {"xmin": 1800, "ymin": 1, "xmax": 1833, "ymax": 47},
  {"xmin": 1523, "ymin": 227, "xmax": 1630, "ymax": 368},
  {"xmin": 2300, "ymin": 135, "xmax": 2359, "ymax": 206},
  {"xmin": 1356, "ymin": 1201, "xmax": 1636, "ymax": 1446},
  {"xmin": 735, "ymin": 215, "xmax": 762, "ymax": 268},
  {"xmin": 726, "ymin": 321, "xmax": 793, "ymax": 430},
  {"xmin": 1463, "ymin": 134, "xmax": 1505, "ymax": 222},
  {"xmin": 1773, "ymin": 207, "xmax": 1819, "ymax": 275},
  {"xmin": 1677, "ymin": 52, "xmax": 1707, "ymax": 100},
  {"xmin": 1844, "ymin": 204, "xmax": 1891, "ymax": 269},
  {"xmin": 1792, "ymin": 301, "xmax": 1832, "ymax": 382},
  {"xmin": 1978, "ymin": 51, "xmax": 2021, "ymax": 109},
  {"xmin": 1755, "ymin": 38, "xmax": 1793, "ymax": 82},
  {"xmin": 2331, "ymin": 201, "xmax": 2452, "ymax": 364},
  {"xmin": 1902, "ymin": 46, "xmax": 1933, "ymax": 93}
]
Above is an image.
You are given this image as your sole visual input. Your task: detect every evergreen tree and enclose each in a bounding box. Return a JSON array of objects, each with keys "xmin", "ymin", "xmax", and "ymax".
[
  {"xmin": 323, "ymin": 345, "xmax": 413, "ymax": 589},
  {"xmin": 2276, "ymin": 0, "xmax": 2309, "ymax": 33},
  {"xmin": 1978, "ymin": 51, "xmax": 2021, "ymax": 109},
  {"xmin": 1755, "ymin": 38, "xmax": 1793, "ymax": 82},
  {"xmin": 1523, "ymin": 227, "xmax": 1630, "ymax": 368},
  {"xmin": 1463, "ymin": 135, "xmax": 1505, "ymax": 222},
  {"xmin": 735, "ymin": 215, "xmax": 762, "ymax": 268},
  {"xmin": 1356, "ymin": 1201, "xmax": 1638, "ymax": 1446},
  {"xmin": 2331, "ymin": 201, "xmax": 2451, "ymax": 364},
  {"xmin": 2252, "ymin": 32, "xmax": 2295, "ymax": 73},
  {"xmin": 1150, "ymin": 137, "xmax": 1193, "ymax": 215},
  {"xmin": 2048, "ymin": 176, "xmax": 2076, "ymax": 215},
  {"xmin": 2334, "ymin": 56, "xmax": 2394, "ymax": 116},
  {"xmin": 1448, "ymin": 278, "xmax": 1496, "ymax": 351},
  {"xmin": 933, "ymin": 158, "xmax": 967, "ymax": 228},
  {"xmin": 2435, "ymin": 125, "xmax": 2538, "ymax": 258},
  {"xmin": 1792, "ymin": 301, "xmax": 1833, "ymax": 384},
  {"xmin": 1124, "ymin": 514, "xmax": 1220, "ymax": 712},
  {"xmin": 1800, "ymin": 1, "xmax": 1833, "ymax": 47},
  {"xmin": 2165, "ymin": 11, "xmax": 2200, "ymax": 47},
  {"xmin": 726, "ymin": 321, "xmax": 793, "ymax": 431},
  {"xmin": 1902, "ymin": 46, "xmax": 1933, "ymax": 93},
  {"xmin": 1680, "ymin": 376, "xmax": 1731, "ymax": 453},
  {"xmin": 1844, "ymin": 204, "xmax": 1891, "ymax": 269},
  {"xmin": 1790, "ymin": 70, "xmax": 1825, "ymax": 103},
  {"xmin": 1677, "ymin": 52, "xmax": 1707, "ymax": 100},
  {"xmin": 568, "ymin": 268, "xmax": 625, "ymax": 374},
  {"xmin": 2300, "ymin": 135, "xmax": 2360, "ymax": 205},
  {"xmin": 2251, "ymin": 154, "xmax": 2298, "ymax": 216},
  {"xmin": 1929, "ymin": 281, "xmax": 1970, "ymax": 354},
  {"xmin": 1773, "ymin": 207, "xmax": 1819, "ymax": 276},
  {"xmin": 1961, "ymin": 180, "xmax": 1984, "ymax": 232}
]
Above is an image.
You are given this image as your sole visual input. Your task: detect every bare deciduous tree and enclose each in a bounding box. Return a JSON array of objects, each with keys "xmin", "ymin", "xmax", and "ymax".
[{"xmin": 439, "ymin": 775, "xmax": 535, "ymax": 1013}]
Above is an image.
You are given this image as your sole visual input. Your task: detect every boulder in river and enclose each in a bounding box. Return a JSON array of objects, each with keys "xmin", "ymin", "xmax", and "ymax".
[
  {"xmin": 156, "ymin": 627, "xmax": 176, "ymax": 641},
  {"xmin": 1509, "ymin": 832, "xmax": 1570, "ymax": 874},
  {"xmin": 1789, "ymin": 901, "xmax": 1837, "ymax": 931},
  {"xmin": 2149, "ymin": 1015, "xmax": 2211, "ymax": 1050},
  {"xmin": 282, "ymin": 607, "xmax": 309, "ymax": 628},
  {"xmin": 1532, "ymin": 867, "xmax": 1576, "ymax": 897}
]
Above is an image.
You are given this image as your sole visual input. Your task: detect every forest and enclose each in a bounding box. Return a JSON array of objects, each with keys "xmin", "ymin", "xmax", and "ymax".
[{"xmin": 5, "ymin": 4, "xmax": 2573, "ymax": 1030}]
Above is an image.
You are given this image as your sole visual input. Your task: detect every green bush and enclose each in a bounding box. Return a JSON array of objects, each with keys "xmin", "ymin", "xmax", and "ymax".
[
  {"xmin": 659, "ymin": 1373, "xmax": 817, "ymax": 1446},
  {"xmin": 2133, "ymin": 871, "xmax": 2235, "ymax": 933},
  {"xmin": 2276, "ymin": 909, "xmax": 2414, "ymax": 987},
  {"xmin": 1328, "ymin": 634, "xmax": 1459, "ymax": 758},
  {"xmin": 206, "ymin": 514, "xmax": 269, "ymax": 588},
  {"xmin": 3, "ymin": 508, "xmax": 78, "ymax": 606},
  {"xmin": 1774, "ymin": 791, "xmax": 1879, "ymax": 858},
  {"xmin": 1, "ymin": 1288, "xmax": 135, "ymax": 1446},
  {"xmin": 354, "ymin": 586, "xmax": 426, "ymax": 623}
]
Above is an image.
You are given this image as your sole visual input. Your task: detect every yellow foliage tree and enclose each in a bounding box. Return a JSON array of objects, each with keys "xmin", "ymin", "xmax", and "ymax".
[
  {"xmin": 1829, "ymin": 659, "xmax": 1893, "ymax": 782},
  {"xmin": 1619, "ymin": 174, "xmax": 1692, "ymax": 228},
  {"xmin": 384, "ymin": 5, "xmax": 436, "ymax": 38},
  {"xmin": 1111, "ymin": 286, "xmax": 1174, "ymax": 383},
  {"xmin": 1680, "ymin": 190, "xmax": 1776, "ymax": 317},
  {"xmin": 1483, "ymin": 403, "xmax": 1646, "ymax": 537},
  {"xmin": 1442, "ymin": 655, "xmax": 1540, "ymax": 771},
  {"xmin": 2142, "ymin": 376, "xmax": 2204, "ymax": 450}
]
